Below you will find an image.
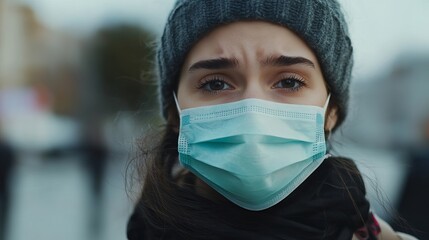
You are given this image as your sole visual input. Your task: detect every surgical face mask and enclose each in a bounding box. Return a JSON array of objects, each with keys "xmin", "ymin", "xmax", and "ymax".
[{"xmin": 174, "ymin": 95, "xmax": 331, "ymax": 211}]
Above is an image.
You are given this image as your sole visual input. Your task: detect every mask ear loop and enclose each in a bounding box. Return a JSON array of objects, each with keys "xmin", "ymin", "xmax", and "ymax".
[
  {"xmin": 323, "ymin": 94, "xmax": 332, "ymax": 157},
  {"xmin": 173, "ymin": 92, "xmax": 182, "ymax": 114},
  {"xmin": 323, "ymin": 94, "xmax": 332, "ymax": 130},
  {"xmin": 323, "ymin": 94, "xmax": 331, "ymax": 113}
]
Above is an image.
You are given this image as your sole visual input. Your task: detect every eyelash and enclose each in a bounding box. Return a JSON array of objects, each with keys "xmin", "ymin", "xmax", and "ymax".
[
  {"xmin": 196, "ymin": 76, "xmax": 233, "ymax": 94},
  {"xmin": 195, "ymin": 74, "xmax": 306, "ymax": 94},
  {"xmin": 272, "ymin": 74, "xmax": 306, "ymax": 92}
]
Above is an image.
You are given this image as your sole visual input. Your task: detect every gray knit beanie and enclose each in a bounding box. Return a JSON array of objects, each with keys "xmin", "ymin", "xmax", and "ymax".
[{"xmin": 157, "ymin": 0, "xmax": 353, "ymax": 126}]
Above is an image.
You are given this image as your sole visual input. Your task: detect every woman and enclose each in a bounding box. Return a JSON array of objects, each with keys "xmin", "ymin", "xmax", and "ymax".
[{"xmin": 127, "ymin": 0, "xmax": 417, "ymax": 239}]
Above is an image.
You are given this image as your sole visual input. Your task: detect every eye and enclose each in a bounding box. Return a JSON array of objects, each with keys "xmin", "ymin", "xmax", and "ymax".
[
  {"xmin": 272, "ymin": 75, "xmax": 306, "ymax": 92},
  {"xmin": 198, "ymin": 77, "xmax": 233, "ymax": 92}
]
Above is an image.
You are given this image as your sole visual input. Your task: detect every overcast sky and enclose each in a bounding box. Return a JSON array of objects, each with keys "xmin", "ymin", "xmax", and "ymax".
[{"xmin": 19, "ymin": 0, "xmax": 429, "ymax": 80}]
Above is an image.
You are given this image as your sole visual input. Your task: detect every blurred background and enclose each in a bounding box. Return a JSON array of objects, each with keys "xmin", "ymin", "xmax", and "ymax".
[{"xmin": 0, "ymin": 0, "xmax": 428, "ymax": 239}]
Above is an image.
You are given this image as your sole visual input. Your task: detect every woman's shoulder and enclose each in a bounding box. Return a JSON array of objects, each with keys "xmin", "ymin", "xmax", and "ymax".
[
  {"xmin": 326, "ymin": 156, "xmax": 420, "ymax": 240},
  {"xmin": 127, "ymin": 203, "xmax": 147, "ymax": 240},
  {"xmin": 316, "ymin": 155, "xmax": 365, "ymax": 189},
  {"xmin": 325, "ymin": 154, "xmax": 358, "ymax": 166},
  {"xmin": 127, "ymin": 199, "xmax": 186, "ymax": 240},
  {"xmin": 397, "ymin": 232, "xmax": 419, "ymax": 240},
  {"xmin": 363, "ymin": 214, "xmax": 419, "ymax": 240}
]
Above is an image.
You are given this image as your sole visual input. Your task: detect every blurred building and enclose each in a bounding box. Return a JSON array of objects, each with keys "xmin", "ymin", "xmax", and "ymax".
[
  {"xmin": 0, "ymin": 2, "xmax": 78, "ymax": 89},
  {"xmin": 0, "ymin": 2, "xmax": 86, "ymax": 150},
  {"xmin": 386, "ymin": 54, "xmax": 429, "ymax": 147},
  {"xmin": 0, "ymin": 0, "xmax": 29, "ymax": 88},
  {"xmin": 337, "ymin": 53, "xmax": 429, "ymax": 149},
  {"xmin": 333, "ymin": 53, "xmax": 429, "ymax": 230}
]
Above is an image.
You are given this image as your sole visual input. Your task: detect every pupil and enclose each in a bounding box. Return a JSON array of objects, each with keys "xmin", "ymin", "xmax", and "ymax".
[
  {"xmin": 282, "ymin": 80, "xmax": 295, "ymax": 88},
  {"xmin": 210, "ymin": 81, "xmax": 224, "ymax": 90}
]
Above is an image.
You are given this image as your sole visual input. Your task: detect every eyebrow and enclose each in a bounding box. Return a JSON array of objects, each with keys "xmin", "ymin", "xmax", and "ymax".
[
  {"xmin": 188, "ymin": 57, "xmax": 239, "ymax": 71},
  {"xmin": 187, "ymin": 55, "xmax": 315, "ymax": 72},
  {"xmin": 262, "ymin": 55, "xmax": 315, "ymax": 68}
]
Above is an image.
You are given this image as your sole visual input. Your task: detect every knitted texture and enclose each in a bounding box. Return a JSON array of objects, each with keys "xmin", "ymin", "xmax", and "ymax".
[{"xmin": 157, "ymin": 0, "xmax": 353, "ymax": 125}]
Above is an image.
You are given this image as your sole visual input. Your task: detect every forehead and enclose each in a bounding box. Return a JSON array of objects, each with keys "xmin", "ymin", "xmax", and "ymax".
[{"xmin": 183, "ymin": 21, "xmax": 319, "ymax": 66}]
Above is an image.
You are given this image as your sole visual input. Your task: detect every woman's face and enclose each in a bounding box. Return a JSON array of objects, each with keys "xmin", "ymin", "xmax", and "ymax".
[{"xmin": 177, "ymin": 21, "xmax": 337, "ymax": 129}]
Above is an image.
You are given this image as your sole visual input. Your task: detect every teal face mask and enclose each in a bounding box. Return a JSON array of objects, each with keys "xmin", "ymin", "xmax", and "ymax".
[{"xmin": 175, "ymin": 96, "xmax": 330, "ymax": 211}]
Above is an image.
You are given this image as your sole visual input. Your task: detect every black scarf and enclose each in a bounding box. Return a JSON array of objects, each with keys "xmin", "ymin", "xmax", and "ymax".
[{"xmin": 127, "ymin": 157, "xmax": 372, "ymax": 240}]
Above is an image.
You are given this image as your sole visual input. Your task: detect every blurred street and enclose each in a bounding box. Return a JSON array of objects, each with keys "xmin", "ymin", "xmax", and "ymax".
[{"xmin": 5, "ymin": 151, "xmax": 133, "ymax": 240}]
